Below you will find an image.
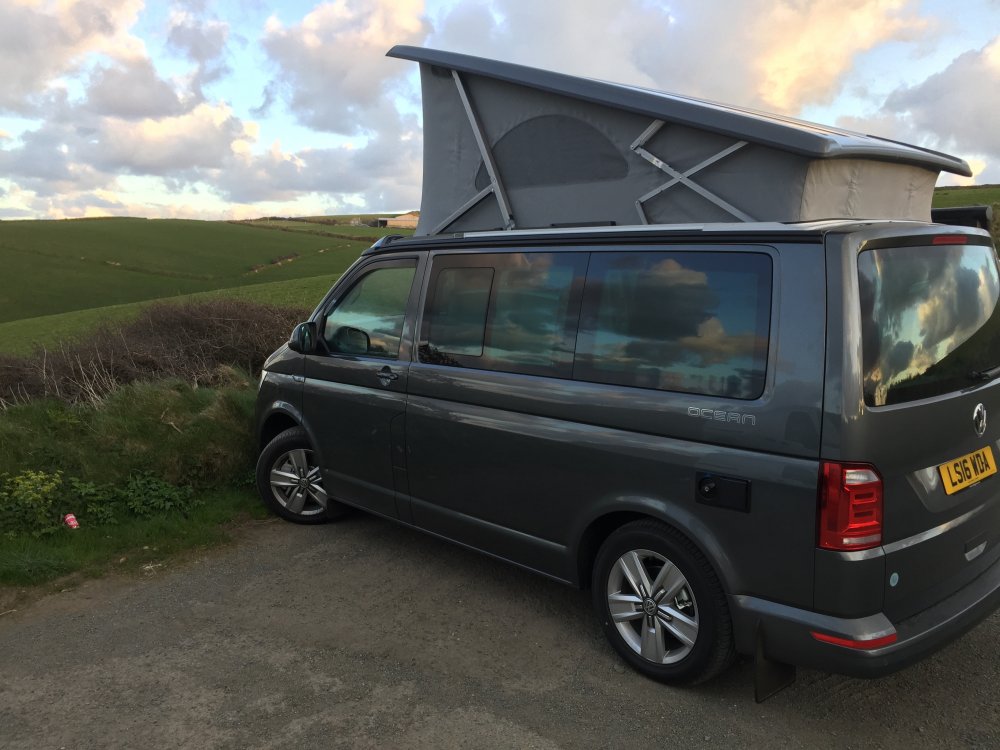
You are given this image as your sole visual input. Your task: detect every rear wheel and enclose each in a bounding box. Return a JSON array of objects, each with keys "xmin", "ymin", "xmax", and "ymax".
[
  {"xmin": 255, "ymin": 427, "xmax": 350, "ymax": 524},
  {"xmin": 592, "ymin": 519, "xmax": 734, "ymax": 684}
]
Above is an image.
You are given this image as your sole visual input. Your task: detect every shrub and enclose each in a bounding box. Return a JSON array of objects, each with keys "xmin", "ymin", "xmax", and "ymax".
[
  {"xmin": 0, "ymin": 298, "xmax": 306, "ymax": 406},
  {"xmin": 0, "ymin": 470, "xmax": 202, "ymax": 538},
  {"xmin": 0, "ymin": 470, "xmax": 65, "ymax": 538},
  {"xmin": 119, "ymin": 473, "xmax": 197, "ymax": 518},
  {"xmin": 0, "ymin": 378, "xmax": 257, "ymax": 489}
]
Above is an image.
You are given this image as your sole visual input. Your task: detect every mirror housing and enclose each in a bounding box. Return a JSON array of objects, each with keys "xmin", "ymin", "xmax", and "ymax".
[
  {"xmin": 330, "ymin": 326, "xmax": 371, "ymax": 355},
  {"xmin": 287, "ymin": 322, "xmax": 317, "ymax": 354}
]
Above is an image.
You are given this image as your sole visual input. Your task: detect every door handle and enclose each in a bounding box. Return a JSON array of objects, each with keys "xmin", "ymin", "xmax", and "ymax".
[{"xmin": 376, "ymin": 366, "xmax": 399, "ymax": 386}]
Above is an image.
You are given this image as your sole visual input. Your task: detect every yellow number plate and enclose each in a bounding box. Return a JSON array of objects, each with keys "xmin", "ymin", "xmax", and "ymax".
[{"xmin": 938, "ymin": 446, "xmax": 997, "ymax": 495}]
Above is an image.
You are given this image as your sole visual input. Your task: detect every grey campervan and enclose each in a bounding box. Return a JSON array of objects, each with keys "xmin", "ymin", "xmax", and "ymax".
[{"xmin": 253, "ymin": 48, "xmax": 1000, "ymax": 697}]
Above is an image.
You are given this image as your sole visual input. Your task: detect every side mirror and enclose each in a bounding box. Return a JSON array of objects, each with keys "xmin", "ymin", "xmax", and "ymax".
[
  {"xmin": 288, "ymin": 322, "xmax": 317, "ymax": 354},
  {"xmin": 330, "ymin": 326, "xmax": 371, "ymax": 355}
]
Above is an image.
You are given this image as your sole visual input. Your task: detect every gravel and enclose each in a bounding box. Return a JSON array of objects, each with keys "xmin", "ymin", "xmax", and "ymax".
[{"xmin": 1, "ymin": 514, "xmax": 997, "ymax": 749}]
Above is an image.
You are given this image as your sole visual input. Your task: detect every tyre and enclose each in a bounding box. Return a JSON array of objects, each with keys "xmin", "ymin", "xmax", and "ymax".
[
  {"xmin": 255, "ymin": 427, "xmax": 350, "ymax": 524},
  {"xmin": 592, "ymin": 519, "xmax": 734, "ymax": 684}
]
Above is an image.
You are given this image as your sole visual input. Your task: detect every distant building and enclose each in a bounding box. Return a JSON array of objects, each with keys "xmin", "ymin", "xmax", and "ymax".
[{"xmin": 376, "ymin": 211, "xmax": 419, "ymax": 229}]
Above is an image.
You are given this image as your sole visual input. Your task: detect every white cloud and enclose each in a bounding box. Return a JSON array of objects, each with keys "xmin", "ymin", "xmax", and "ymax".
[
  {"xmin": 85, "ymin": 58, "xmax": 187, "ymax": 119},
  {"xmin": 1, "ymin": 0, "xmax": 996, "ymax": 220},
  {"xmin": 0, "ymin": 0, "xmax": 143, "ymax": 114},
  {"xmin": 427, "ymin": 0, "xmax": 931, "ymax": 113},
  {"xmin": 260, "ymin": 0, "xmax": 430, "ymax": 133},
  {"xmin": 884, "ymin": 36, "xmax": 1000, "ymax": 157},
  {"xmin": 839, "ymin": 36, "xmax": 1000, "ymax": 183},
  {"xmin": 167, "ymin": 10, "xmax": 230, "ymax": 97},
  {"xmin": 85, "ymin": 103, "xmax": 256, "ymax": 174},
  {"xmin": 214, "ymin": 126, "xmax": 422, "ymax": 210}
]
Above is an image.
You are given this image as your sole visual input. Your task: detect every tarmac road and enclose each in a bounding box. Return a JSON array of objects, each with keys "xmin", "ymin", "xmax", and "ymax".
[{"xmin": 1, "ymin": 514, "xmax": 997, "ymax": 749}]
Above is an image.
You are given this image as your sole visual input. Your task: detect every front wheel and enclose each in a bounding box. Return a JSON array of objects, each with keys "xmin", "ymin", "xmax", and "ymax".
[
  {"xmin": 255, "ymin": 427, "xmax": 350, "ymax": 524},
  {"xmin": 592, "ymin": 519, "xmax": 734, "ymax": 684}
]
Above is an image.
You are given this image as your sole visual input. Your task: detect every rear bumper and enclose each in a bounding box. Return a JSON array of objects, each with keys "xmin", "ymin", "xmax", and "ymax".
[{"xmin": 730, "ymin": 549, "xmax": 1000, "ymax": 677}]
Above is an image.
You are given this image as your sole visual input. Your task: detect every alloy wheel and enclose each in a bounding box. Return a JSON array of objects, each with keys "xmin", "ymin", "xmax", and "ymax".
[
  {"xmin": 606, "ymin": 548, "xmax": 699, "ymax": 665},
  {"xmin": 267, "ymin": 448, "xmax": 328, "ymax": 517}
]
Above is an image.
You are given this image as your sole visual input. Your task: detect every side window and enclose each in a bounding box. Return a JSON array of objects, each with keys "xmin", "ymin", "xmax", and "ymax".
[
  {"xmin": 419, "ymin": 252, "xmax": 587, "ymax": 377},
  {"xmin": 574, "ymin": 251, "xmax": 771, "ymax": 399},
  {"xmin": 322, "ymin": 263, "xmax": 416, "ymax": 359},
  {"xmin": 424, "ymin": 267, "xmax": 494, "ymax": 357}
]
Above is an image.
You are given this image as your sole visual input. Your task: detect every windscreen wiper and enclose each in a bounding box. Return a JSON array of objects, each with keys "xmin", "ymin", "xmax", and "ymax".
[{"xmin": 969, "ymin": 364, "xmax": 1000, "ymax": 382}]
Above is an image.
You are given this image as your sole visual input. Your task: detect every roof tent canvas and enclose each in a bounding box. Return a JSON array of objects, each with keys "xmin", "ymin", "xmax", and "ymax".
[{"xmin": 387, "ymin": 46, "xmax": 972, "ymax": 236}]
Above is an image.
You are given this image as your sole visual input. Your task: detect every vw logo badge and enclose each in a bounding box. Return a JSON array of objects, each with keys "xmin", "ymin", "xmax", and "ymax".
[{"xmin": 973, "ymin": 403, "xmax": 987, "ymax": 437}]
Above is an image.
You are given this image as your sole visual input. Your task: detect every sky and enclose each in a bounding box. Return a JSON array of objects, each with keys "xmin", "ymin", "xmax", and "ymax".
[{"xmin": 0, "ymin": 0, "xmax": 998, "ymax": 221}]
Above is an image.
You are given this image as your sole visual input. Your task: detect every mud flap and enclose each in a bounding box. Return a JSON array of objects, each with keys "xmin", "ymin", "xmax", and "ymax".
[{"xmin": 754, "ymin": 623, "xmax": 796, "ymax": 702}]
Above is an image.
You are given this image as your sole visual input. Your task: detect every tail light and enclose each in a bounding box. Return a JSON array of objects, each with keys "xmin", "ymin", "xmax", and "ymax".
[
  {"xmin": 931, "ymin": 235, "xmax": 969, "ymax": 245},
  {"xmin": 818, "ymin": 461, "xmax": 883, "ymax": 551}
]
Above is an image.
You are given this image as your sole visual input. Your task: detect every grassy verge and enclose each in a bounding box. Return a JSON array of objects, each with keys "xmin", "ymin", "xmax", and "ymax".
[
  {"xmin": 0, "ymin": 375, "xmax": 268, "ymax": 587},
  {"xmin": 0, "ymin": 488, "xmax": 267, "ymax": 587}
]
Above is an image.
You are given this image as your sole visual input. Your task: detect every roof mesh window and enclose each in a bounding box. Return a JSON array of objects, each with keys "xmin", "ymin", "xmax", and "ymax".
[{"xmin": 475, "ymin": 115, "xmax": 627, "ymax": 190}]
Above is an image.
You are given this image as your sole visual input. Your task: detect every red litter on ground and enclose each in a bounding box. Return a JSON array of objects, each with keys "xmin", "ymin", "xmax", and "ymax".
[{"xmin": 63, "ymin": 514, "xmax": 80, "ymax": 529}]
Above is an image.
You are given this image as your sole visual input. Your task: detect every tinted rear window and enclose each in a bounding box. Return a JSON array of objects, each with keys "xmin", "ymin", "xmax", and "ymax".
[
  {"xmin": 574, "ymin": 251, "xmax": 772, "ymax": 399},
  {"xmin": 859, "ymin": 241, "xmax": 1000, "ymax": 406}
]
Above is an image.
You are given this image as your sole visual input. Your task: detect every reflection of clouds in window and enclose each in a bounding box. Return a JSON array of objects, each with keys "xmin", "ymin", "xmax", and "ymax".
[
  {"xmin": 421, "ymin": 252, "xmax": 586, "ymax": 377},
  {"xmin": 323, "ymin": 266, "xmax": 414, "ymax": 359},
  {"xmin": 486, "ymin": 260, "xmax": 575, "ymax": 367},
  {"xmin": 679, "ymin": 317, "xmax": 759, "ymax": 366},
  {"xmin": 648, "ymin": 258, "xmax": 709, "ymax": 287},
  {"xmin": 860, "ymin": 244, "xmax": 1000, "ymax": 405},
  {"xmin": 326, "ymin": 311, "xmax": 403, "ymax": 355},
  {"xmin": 916, "ymin": 264, "xmax": 983, "ymax": 351},
  {"xmin": 578, "ymin": 252, "xmax": 770, "ymax": 399}
]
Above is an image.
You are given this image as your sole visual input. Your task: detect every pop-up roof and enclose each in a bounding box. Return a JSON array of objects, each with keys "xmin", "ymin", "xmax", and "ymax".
[{"xmin": 387, "ymin": 46, "xmax": 972, "ymax": 236}]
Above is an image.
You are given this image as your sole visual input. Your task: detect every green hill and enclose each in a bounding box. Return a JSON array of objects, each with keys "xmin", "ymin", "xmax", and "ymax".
[
  {"xmin": 0, "ymin": 217, "xmax": 378, "ymax": 324},
  {"xmin": 932, "ymin": 184, "xmax": 1000, "ymax": 208}
]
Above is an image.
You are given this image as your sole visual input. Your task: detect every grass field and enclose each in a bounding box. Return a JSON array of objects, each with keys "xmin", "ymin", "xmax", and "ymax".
[
  {"xmin": 237, "ymin": 218, "xmax": 415, "ymax": 240},
  {"xmin": 0, "ymin": 217, "xmax": 369, "ymax": 323},
  {"xmin": 932, "ymin": 184, "xmax": 1000, "ymax": 208},
  {"xmin": 1, "ymin": 193, "xmax": 995, "ymax": 355}
]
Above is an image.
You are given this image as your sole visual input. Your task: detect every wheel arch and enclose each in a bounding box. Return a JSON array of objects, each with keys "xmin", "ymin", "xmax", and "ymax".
[
  {"xmin": 571, "ymin": 498, "xmax": 740, "ymax": 596},
  {"xmin": 258, "ymin": 401, "xmax": 309, "ymax": 452}
]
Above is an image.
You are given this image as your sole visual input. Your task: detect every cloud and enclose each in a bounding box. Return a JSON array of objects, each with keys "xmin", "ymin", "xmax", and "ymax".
[
  {"xmin": 840, "ymin": 36, "xmax": 1000, "ymax": 182},
  {"xmin": 168, "ymin": 12, "xmax": 228, "ymax": 64},
  {"xmin": 427, "ymin": 0, "xmax": 931, "ymax": 113},
  {"xmin": 0, "ymin": 0, "xmax": 143, "ymax": 114},
  {"xmin": 215, "ymin": 127, "xmax": 422, "ymax": 209},
  {"xmin": 260, "ymin": 0, "xmax": 430, "ymax": 133},
  {"xmin": 751, "ymin": 0, "xmax": 930, "ymax": 111},
  {"xmin": 167, "ymin": 10, "xmax": 231, "ymax": 97},
  {"xmin": 0, "ymin": 120, "xmax": 112, "ymax": 196},
  {"xmin": 84, "ymin": 103, "xmax": 256, "ymax": 174},
  {"xmin": 678, "ymin": 318, "xmax": 759, "ymax": 367},
  {"xmin": 860, "ymin": 244, "xmax": 1000, "ymax": 402},
  {"xmin": 85, "ymin": 58, "xmax": 187, "ymax": 119},
  {"xmin": 884, "ymin": 37, "xmax": 1000, "ymax": 157},
  {"xmin": 2, "ymin": 0, "xmax": 993, "ymax": 220}
]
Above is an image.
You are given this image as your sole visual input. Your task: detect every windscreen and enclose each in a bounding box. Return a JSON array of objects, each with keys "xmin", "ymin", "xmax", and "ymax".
[{"xmin": 859, "ymin": 239, "xmax": 1000, "ymax": 406}]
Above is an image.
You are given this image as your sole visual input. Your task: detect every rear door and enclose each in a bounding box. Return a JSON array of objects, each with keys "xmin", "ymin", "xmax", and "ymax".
[
  {"xmin": 302, "ymin": 256, "xmax": 423, "ymax": 519},
  {"xmin": 831, "ymin": 229, "xmax": 1000, "ymax": 621}
]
